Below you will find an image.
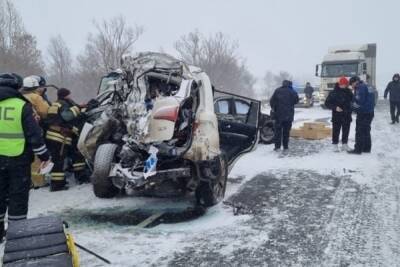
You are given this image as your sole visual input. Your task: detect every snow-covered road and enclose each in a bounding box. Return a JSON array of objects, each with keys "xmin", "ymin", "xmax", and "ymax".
[{"xmin": 2, "ymin": 102, "xmax": 400, "ymax": 266}]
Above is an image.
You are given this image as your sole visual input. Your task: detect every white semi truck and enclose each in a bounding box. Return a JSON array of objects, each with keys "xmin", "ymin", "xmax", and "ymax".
[{"xmin": 315, "ymin": 43, "xmax": 377, "ymax": 107}]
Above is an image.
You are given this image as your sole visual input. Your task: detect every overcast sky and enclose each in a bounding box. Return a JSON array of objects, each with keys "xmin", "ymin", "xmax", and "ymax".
[{"xmin": 12, "ymin": 0, "xmax": 400, "ymax": 91}]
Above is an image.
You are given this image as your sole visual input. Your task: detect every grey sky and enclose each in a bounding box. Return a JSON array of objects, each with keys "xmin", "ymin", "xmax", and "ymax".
[{"xmin": 13, "ymin": 0, "xmax": 400, "ymax": 91}]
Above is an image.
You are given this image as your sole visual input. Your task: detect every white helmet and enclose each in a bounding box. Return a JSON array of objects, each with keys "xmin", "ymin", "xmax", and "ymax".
[{"xmin": 23, "ymin": 75, "xmax": 40, "ymax": 89}]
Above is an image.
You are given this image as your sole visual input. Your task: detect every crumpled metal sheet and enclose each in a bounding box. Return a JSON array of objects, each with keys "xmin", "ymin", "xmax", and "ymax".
[
  {"xmin": 84, "ymin": 52, "xmax": 196, "ymax": 158},
  {"xmin": 83, "ymin": 110, "xmax": 121, "ymax": 160},
  {"xmin": 121, "ymin": 52, "xmax": 187, "ymax": 74}
]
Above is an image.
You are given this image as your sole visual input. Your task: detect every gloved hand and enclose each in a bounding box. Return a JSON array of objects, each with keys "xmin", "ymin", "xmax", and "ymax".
[
  {"xmin": 40, "ymin": 159, "xmax": 54, "ymax": 175},
  {"xmin": 40, "ymin": 159, "xmax": 52, "ymax": 169},
  {"xmin": 77, "ymin": 112, "xmax": 88, "ymax": 120},
  {"xmin": 86, "ymin": 99, "xmax": 100, "ymax": 111}
]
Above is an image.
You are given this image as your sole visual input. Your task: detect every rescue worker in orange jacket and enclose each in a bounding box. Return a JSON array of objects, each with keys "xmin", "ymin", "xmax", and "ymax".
[
  {"xmin": 20, "ymin": 76, "xmax": 52, "ymax": 188},
  {"xmin": 20, "ymin": 76, "xmax": 50, "ymax": 121},
  {"xmin": 45, "ymin": 88, "xmax": 84, "ymax": 191}
]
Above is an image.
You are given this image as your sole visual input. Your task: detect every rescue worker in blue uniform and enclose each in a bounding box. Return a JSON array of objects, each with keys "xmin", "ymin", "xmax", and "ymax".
[{"xmin": 0, "ymin": 73, "xmax": 51, "ymax": 243}]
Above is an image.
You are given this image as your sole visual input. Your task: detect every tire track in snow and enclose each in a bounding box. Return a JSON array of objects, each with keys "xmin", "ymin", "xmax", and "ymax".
[{"xmin": 322, "ymin": 103, "xmax": 400, "ymax": 266}]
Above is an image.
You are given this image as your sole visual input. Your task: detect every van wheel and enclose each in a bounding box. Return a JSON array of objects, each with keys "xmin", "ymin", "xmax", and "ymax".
[
  {"xmin": 196, "ymin": 156, "xmax": 228, "ymax": 207},
  {"xmin": 259, "ymin": 122, "xmax": 275, "ymax": 144},
  {"xmin": 92, "ymin": 143, "xmax": 119, "ymax": 198}
]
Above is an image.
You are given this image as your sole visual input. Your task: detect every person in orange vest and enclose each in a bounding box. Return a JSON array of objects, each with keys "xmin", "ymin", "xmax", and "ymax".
[
  {"xmin": 20, "ymin": 76, "xmax": 50, "ymax": 121},
  {"xmin": 21, "ymin": 76, "xmax": 52, "ymax": 188}
]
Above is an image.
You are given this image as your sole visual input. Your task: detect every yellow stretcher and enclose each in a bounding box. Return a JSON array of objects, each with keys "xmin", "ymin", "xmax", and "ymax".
[{"xmin": 66, "ymin": 233, "xmax": 80, "ymax": 267}]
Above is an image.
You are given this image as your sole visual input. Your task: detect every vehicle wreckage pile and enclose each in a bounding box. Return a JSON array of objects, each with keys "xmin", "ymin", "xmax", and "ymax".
[{"xmin": 77, "ymin": 52, "xmax": 260, "ymax": 207}]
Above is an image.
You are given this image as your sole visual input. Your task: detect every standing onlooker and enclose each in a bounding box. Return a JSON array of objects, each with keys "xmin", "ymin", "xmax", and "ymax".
[
  {"xmin": 348, "ymin": 76, "xmax": 375, "ymax": 154},
  {"xmin": 270, "ymin": 80, "xmax": 299, "ymax": 151},
  {"xmin": 324, "ymin": 77, "xmax": 353, "ymax": 152},
  {"xmin": 304, "ymin": 82, "xmax": 314, "ymax": 107},
  {"xmin": 384, "ymin": 73, "xmax": 400, "ymax": 124}
]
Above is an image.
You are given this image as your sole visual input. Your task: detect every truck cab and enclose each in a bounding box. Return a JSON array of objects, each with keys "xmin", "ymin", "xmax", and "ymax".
[{"xmin": 316, "ymin": 44, "xmax": 377, "ymax": 107}]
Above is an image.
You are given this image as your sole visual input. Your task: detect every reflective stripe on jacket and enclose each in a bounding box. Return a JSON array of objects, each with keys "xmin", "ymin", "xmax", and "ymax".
[
  {"xmin": 0, "ymin": 98, "xmax": 26, "ymax": 156},
  {"xmin": 46, "ymin": 100, "xmax": 81, "ymax": 128}
]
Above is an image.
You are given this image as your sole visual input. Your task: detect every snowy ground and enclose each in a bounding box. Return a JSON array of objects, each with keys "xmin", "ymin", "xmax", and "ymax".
[{"xmin": 2, "ymin": 102, "xmax": 400, "ymax": 266}]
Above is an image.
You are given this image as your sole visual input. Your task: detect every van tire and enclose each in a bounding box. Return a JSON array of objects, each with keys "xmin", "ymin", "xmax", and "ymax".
[
  {"xmin": 92, "ymin": 143, "xmax": 119, "ymax": 198},
  {"xmin": 196, "ymin": 156, "xmax": 228, "ymax": 207},
  {"xmin": 259, "ymin": 122, "xmax": 275, "ymax": 144}
]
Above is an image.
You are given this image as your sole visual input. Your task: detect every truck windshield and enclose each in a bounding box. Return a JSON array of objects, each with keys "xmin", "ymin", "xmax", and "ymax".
[{"xmin": 321, "ymin": 63, "xmax": 358, "ymax": 78}]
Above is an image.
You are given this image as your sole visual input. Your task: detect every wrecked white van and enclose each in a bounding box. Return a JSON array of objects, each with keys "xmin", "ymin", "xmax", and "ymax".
[{"xmin": 78, "ymin": 52, "xmax": 260, "ymax": 206}]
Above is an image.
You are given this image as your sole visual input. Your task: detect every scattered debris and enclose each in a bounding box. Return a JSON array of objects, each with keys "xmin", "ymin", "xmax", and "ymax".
[{"xmin": 291, "ymin": 122, "xmax": 332, "ymax": 140}]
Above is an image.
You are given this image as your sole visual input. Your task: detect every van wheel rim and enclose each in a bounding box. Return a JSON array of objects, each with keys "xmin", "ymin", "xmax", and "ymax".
[{"xmin": 261, "ymin": 126, "xmax": 274, "ymax": 140}]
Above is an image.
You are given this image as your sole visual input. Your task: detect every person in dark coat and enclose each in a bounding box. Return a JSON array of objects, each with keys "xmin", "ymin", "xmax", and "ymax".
[
  {"xmin": 304, "ymin": 82, "xmax": 314, "ymax": 106},
  {"xmin": 348, "ymin": 76, "xmax": 375, "ymax": 154},
  {"xmin": 270, "ymin": 80, "xmax": 299, "ymax": 150},
  {"xmin": 45, "ymin": 88, "xmax": 85, "ymax": 191},
  {"xmin": 324, "ymin": 77, "xmax": 353, "ymax": 152},
  {"xmin": 384, "ymin": 73, "xmax": 400, "ymax": 124},
  {"xmin": 0, "ymin": 73, "xmax": 52, "ymax": 243}
]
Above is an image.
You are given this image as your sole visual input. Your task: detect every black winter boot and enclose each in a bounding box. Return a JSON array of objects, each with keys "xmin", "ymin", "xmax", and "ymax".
[
  {"xmin": 0, "ymin": 221, "xmax": 5, "ymax": 243},
  {"xmin": 348, "ymin": 149, "xmax": 362, "ymax": 155},
  {"xmin": 75, "ymin": 170, "xmax": 91, "ymax": 184},
  {"xmin": 50, "ymin": 181, "xmax": 69, "ymax": 192}
]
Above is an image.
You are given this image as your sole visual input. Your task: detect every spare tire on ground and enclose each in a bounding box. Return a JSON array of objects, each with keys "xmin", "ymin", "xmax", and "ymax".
[{"xmin": 3, "ymin": 216, "xmax": 77, "ymax": 267}]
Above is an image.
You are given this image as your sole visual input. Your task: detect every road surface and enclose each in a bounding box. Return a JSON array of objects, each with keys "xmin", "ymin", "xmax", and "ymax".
[{"xmin": 1, "ymin": 102, "xmax": 399, "ymax": 267}]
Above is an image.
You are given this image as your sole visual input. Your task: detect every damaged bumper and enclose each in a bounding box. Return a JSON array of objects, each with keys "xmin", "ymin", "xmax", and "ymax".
[{"xmin": 110, "ymin": 164, "xmax": 191, "ymax": 194}]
